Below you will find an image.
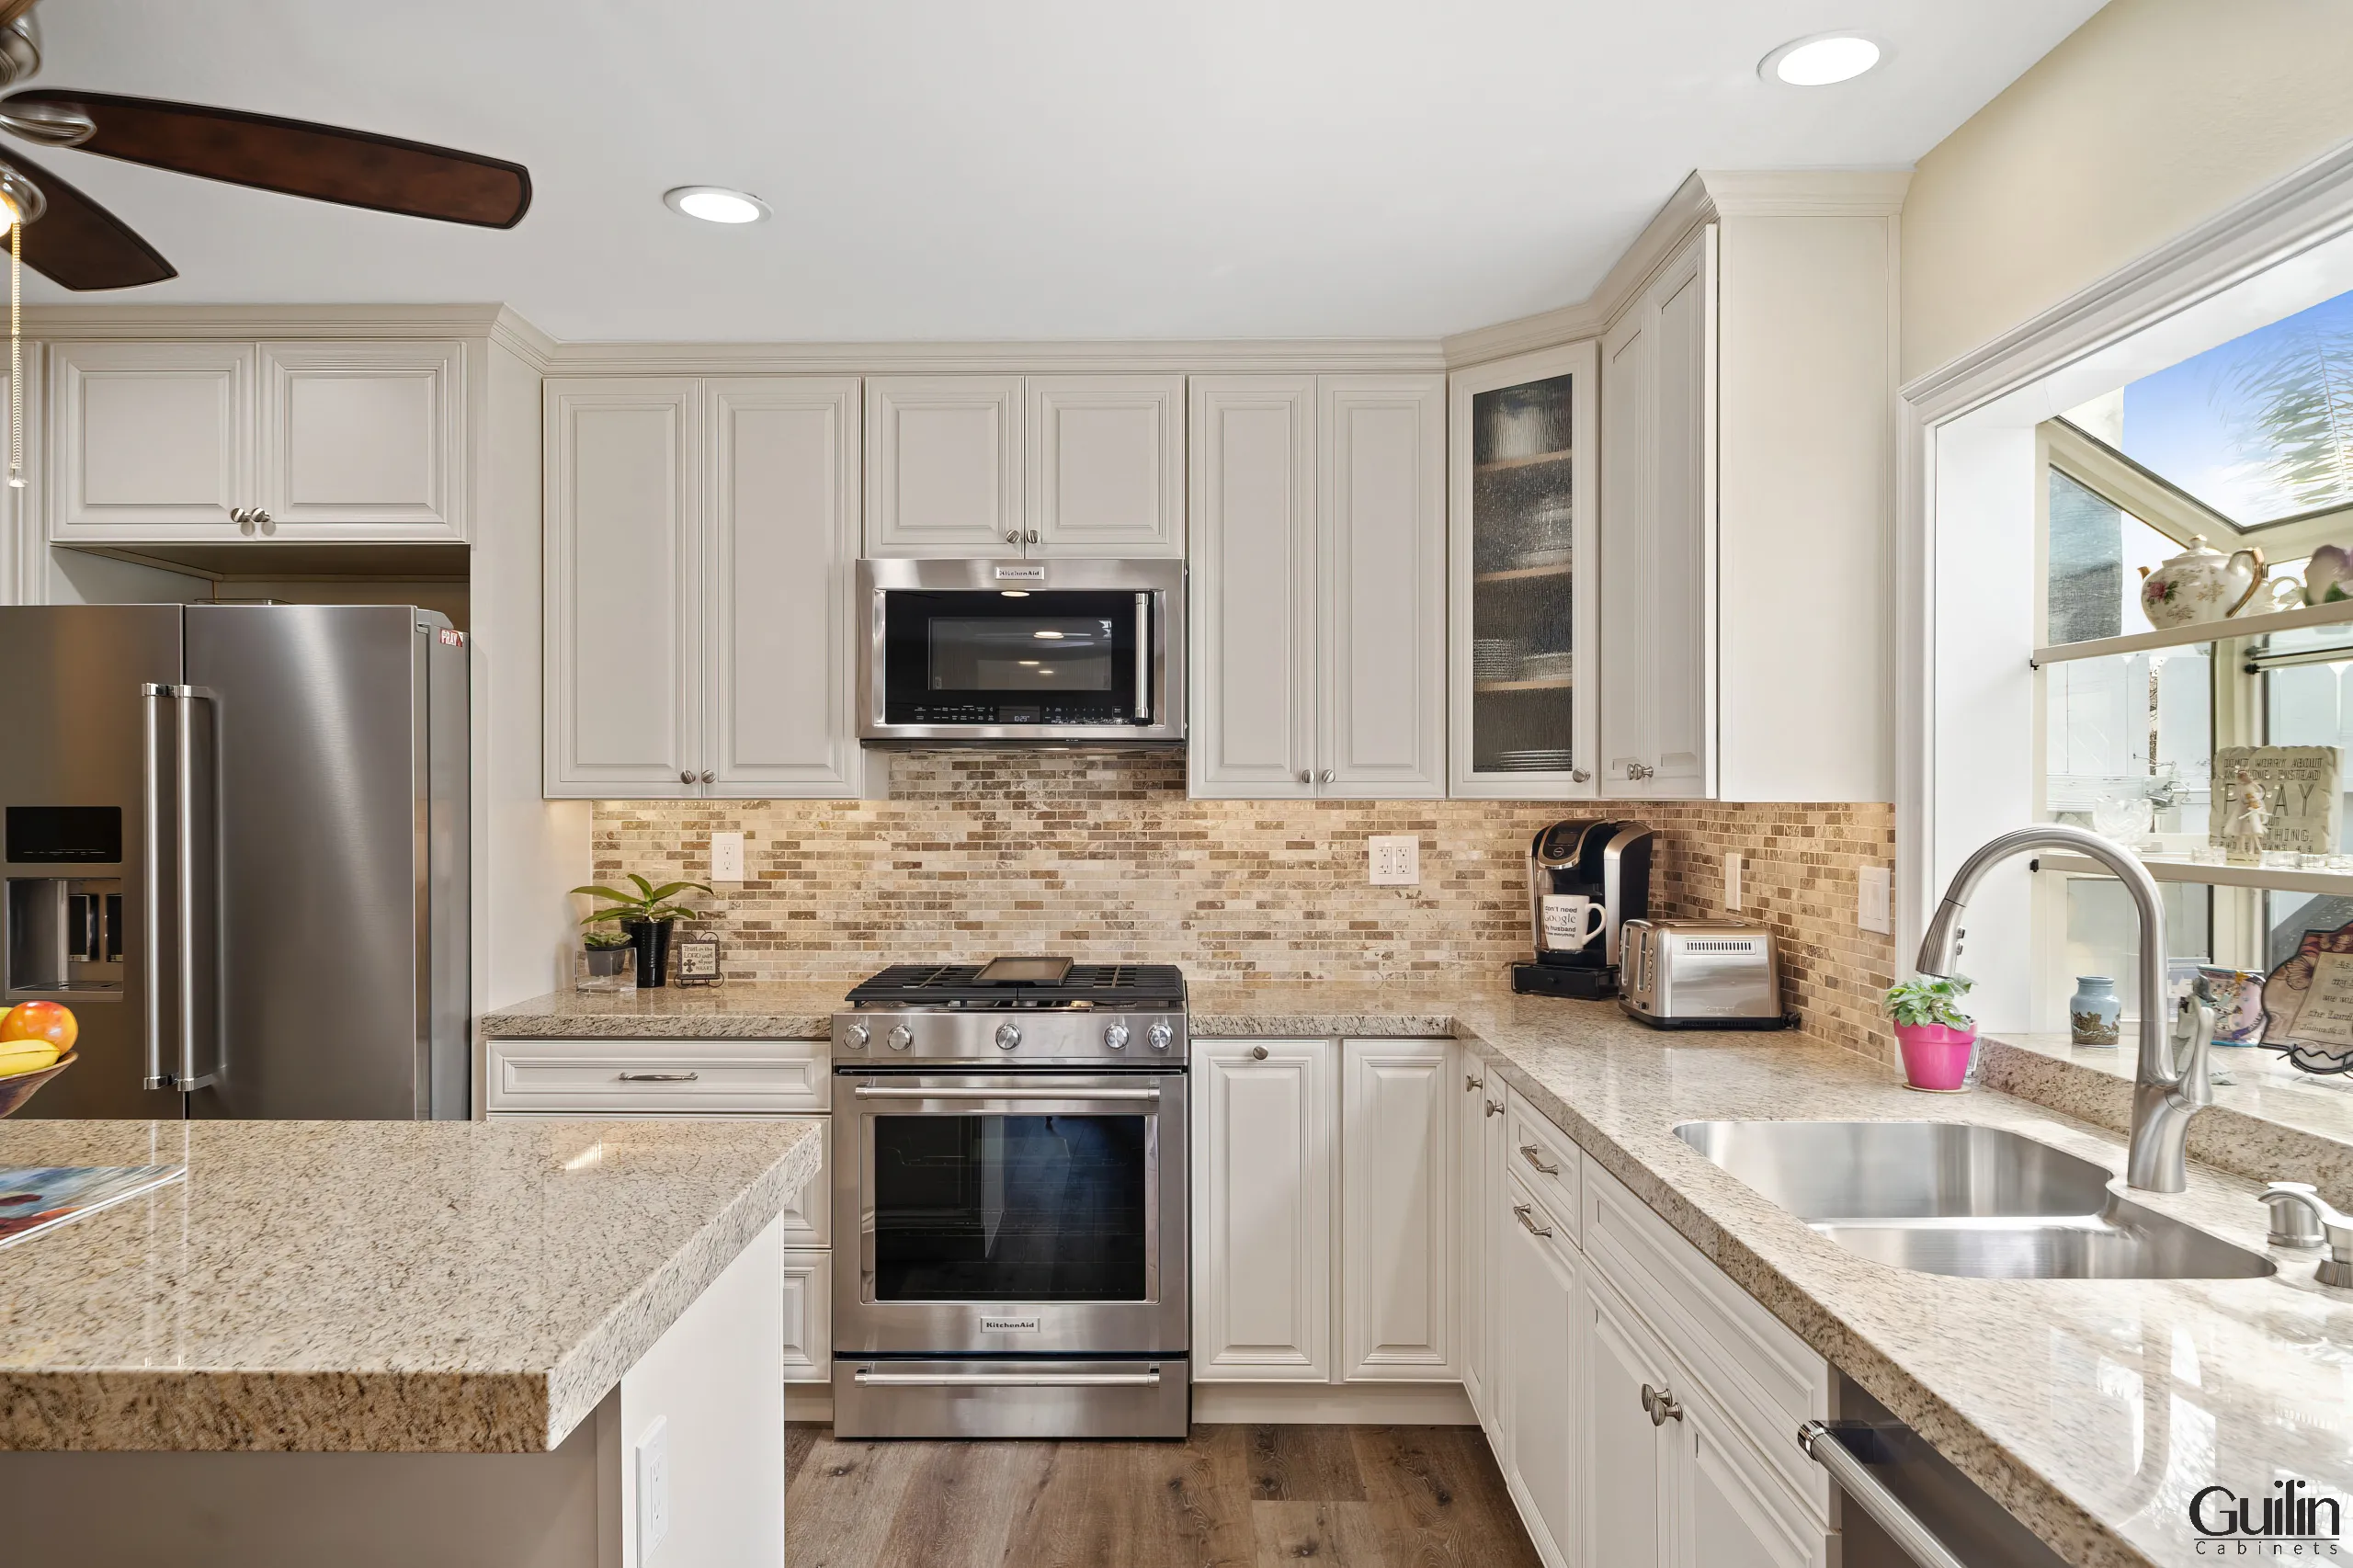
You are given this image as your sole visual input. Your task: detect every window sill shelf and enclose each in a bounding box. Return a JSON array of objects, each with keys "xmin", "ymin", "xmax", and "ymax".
[
  {"xmin": 2032, "ymin": 597, "xmax": 2353, "ymax": 667},
  {"xmin": 2034, "ymin": 850, "xmax": 2353, "ymax": 898}
]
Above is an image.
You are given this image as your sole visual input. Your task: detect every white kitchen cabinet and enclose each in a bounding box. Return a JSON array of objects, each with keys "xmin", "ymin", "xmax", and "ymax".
[
  {"xmin": 1339, "ymin": 1039, "xmax": 1454, "ymax": 1381},
  {"xmin": 544, "ymin": 375, "xmax": 862, "ymax": 800},
  {"xmin": 1458, "ymin": 1063, "xmax": 1502, "ymax": 1422},
  {"xmin": 1449, "ymin": 341, "xmax": 1599, "ymax": 798},
  {"xmin": 1191, "ymin": 1038, "xmax": 1335, "ymax": 1381},
  {"xmin": 704, "ymin": 378, "xmax": 863, "ymax": 793},
  {"xmin": 1599, "ymin": 226, "xmax": 1716, "ymax": 799},
  {"xmin": 1497, "ymin": 1168, "xmax": 1582, "ymax": 1568},
  {"xmin": 1026, "ymin": 374, "xmax": 1184, "ymax": 556},
  {"xmin": 780, "ymin": 1248, "xmax": 834, "ymax": 1386},
  {"xmin": 1681, "ymin": 1377, "xmax": 1827, "ymax": 1568},
  {"xmin": 1188, "ymin": 373, "xmax": 1444, "ymax": 800},
  {"xmin": 1580, "ymin": 1267, "xmax": 1674, "ymax": 1568},
  {"xmin": 50, "ymin": 338, "xmax": 468, "ymax": 543},
  {"xmin": 864, "ymin": 376, "xmax": 1023, "ymax": 555}
]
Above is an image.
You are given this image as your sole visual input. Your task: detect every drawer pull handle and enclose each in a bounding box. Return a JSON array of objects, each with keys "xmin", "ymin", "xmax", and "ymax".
[
  {"xmin": 617, "ymin": 1071, "xmax": 700, "ymax": 1083},
  {"xmin": 1518, "ymin": 1142, "xmax": 1560, "ymax": 1176},
  {"xmin": 1511, "ymin": 1201, "xmax": 1554, "ymax": 1239},
  {"xmin": 1642, "ymin": 1383, "xmax": 1683, "ymax": 1426}
]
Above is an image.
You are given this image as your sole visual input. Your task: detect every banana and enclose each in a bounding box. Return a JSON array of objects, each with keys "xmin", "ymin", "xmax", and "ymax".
[{"xmin": 0, "ymin": 1045, "xmax": 61, "ymax": 1076}]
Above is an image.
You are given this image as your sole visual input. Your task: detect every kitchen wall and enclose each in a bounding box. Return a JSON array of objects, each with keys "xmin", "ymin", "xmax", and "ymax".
[
  {"xmin": 1903, "ymin": 0, "xmax": 2353, "ymax": 381},
  {"xmin": 592, "ymin": 754, "xmax": 1901, "ymax": 1063}
]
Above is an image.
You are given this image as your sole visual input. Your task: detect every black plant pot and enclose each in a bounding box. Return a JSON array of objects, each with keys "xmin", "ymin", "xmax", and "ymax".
[{"xmin": 624, "ymin": 919, "xmax": 674, "ymax": 988}]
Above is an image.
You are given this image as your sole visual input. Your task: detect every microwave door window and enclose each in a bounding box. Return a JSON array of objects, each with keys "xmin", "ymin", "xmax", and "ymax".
[
  {"xmin": 930, "ymin": 618, "xmax": 1116, "ymax": 691},
  {"xmin": 881, "ymin": 589, "xmax": 1144, "ymax": 726}
]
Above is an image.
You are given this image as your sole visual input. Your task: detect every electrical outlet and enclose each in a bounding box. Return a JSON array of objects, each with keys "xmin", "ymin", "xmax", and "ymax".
[
  {"xmin": 1859, "ymin": 865, "xmax": 1893, "ymax": 935},
  {"xmin": 1724, "ymin": 852, "xmax": 1743, "ymax": 911},
  {"xmin": 1368, "ymin": 835, "xmax": 1420, "ymax": 886},
  {"xmin": 710, "ymin": 831, "xmax": 745, "ymax": 884},
  {"xmin": 636, "ymin": 1415, "xmax": 671, "ymax": 1562}
]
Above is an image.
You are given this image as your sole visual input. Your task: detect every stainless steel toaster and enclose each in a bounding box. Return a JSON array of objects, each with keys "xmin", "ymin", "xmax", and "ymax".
[{"xmin": 1619, "ymin": 918, "xmax": 1790, "ymax": 1029}]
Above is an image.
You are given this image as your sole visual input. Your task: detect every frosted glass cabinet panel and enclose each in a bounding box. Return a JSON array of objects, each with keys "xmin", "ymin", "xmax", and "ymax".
[{"xmin": 1449, "ymin": 342, "xmax": 1598, "ymax": 798}]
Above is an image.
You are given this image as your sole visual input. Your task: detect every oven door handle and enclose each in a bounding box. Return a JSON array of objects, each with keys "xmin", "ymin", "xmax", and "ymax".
[
  {"xmin": 852, "ymin": 1369, "xmax": 1164, "ymax": 1388},
  {"xmin": 852, "ymin": 1085, "xmax": 1162, "ymax": 1102}
]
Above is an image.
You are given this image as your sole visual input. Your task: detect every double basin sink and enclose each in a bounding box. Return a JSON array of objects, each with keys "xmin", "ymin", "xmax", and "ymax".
[{"xmin": 1673, "ymin": 1120, "xmax": 2274, "ymax": 1280}]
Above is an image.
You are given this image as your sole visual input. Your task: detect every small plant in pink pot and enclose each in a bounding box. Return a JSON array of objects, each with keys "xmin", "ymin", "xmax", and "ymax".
[{"xmin": 1884, "ymin": 974, "xmax": 1977, "ymax": 1093}]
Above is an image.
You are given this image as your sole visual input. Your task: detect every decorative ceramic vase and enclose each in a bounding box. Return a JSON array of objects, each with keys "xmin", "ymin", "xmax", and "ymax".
[
  {"xmin": 2196, "ymin": 966, "xmax": 2267, "ymax": 1045},
  {"xmin": 2068, "ymin": 976, "xmax": 2122, "ymax": 1047},
  {"xmin": 2138, "ymin": 536, "xmax": 2268, "ymax": 629},
  {"xmin": 1895, "ymin": 1023, "xmax": 1977, "ymax": 1093}
]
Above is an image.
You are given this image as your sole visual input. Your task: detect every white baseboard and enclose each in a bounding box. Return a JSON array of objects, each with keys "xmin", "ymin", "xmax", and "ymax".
[
  {"xmin": 786, "ymin": 1384, "xmax": 834, "ymax": 1425},
  {"xmin": 1190, "ymin": 1381, "xmax": 1476, "ymax": 1425}
]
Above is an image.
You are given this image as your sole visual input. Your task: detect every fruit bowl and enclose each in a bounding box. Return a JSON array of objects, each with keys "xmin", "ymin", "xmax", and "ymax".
[{"xmin": 0, "ymin": 1050, "xmax": 76, "ymax": 1118}]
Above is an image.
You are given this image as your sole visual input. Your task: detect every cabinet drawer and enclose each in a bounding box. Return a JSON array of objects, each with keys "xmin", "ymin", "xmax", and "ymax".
[
  {"xmin": 1581, "ymin": 1155, "xmax": 1831, "ymax": 1518},
  {"xmin": 1504, "ymin": 1088, "xmax": 1581, "ymax": 1243},
  {"xmin": 782, "ymin": 1249, "xmax": 833, "ymax": 1384},
  {"xmin": 486, "ymin": 1038, "xmax": 830, "ymax": 1115}
]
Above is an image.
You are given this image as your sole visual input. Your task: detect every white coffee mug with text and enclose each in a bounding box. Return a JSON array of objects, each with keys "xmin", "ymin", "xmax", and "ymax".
[{"xmin": 1540, "ymin": 894, "xmax": 1606, "ymax": 952}]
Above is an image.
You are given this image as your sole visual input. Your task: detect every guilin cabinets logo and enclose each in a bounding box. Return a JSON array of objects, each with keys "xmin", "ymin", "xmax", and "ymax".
[{"xmin": 2191, "ymin": 1480, "xmax": 2344, "ymax": 1555}]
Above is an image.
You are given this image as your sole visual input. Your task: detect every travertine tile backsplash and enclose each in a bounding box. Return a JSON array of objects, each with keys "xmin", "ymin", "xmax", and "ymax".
[{"xmin": 592, "ymin": 753, "xmax": 1900, "ymax": 1062}]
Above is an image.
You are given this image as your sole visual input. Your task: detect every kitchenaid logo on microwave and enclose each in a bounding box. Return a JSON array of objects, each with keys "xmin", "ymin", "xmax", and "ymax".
[
  {"xmin": 993, "ymin": 564, "xmax": 1048, "ymax": 583},
  {"xmin": 979, "ymin": 1314, "xmax": 1042, "ymax": 1334},
  {"xmin": 2190, "ymin": 1478, "xmax": 2344, "ymax": 1553}
]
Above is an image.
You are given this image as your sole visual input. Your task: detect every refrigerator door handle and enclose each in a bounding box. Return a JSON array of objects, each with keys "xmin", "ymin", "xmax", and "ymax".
[
  {"xmin": 140, "ymin": 683, "xmax": 169, "ymax": 1090},
  {"xmin": 173, "ymin": 685, "xmax": 219, "ymax": 1093}
]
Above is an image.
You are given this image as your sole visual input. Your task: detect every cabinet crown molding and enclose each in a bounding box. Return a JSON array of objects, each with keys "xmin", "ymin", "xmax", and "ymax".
[{"xmin": 1695, "ymin": 168, "xmax": 1912, "ymax": 218}]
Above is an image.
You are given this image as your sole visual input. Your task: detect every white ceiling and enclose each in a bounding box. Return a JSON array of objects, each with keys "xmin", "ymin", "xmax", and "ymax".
[{"xmin": 21, "ymin": 0, "xmax": 2101, "ymax": 341}]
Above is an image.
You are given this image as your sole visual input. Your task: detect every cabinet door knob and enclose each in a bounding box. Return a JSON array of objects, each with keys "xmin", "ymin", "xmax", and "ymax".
[
  {"xmin": 699, "ymin": 769, "xmax": 714, "ymax": 784},
  {"xmin": 1025, "ymin": 528, "xmax": 1040, "ymax": 545},
  {"xmin": 1641, "ymin": 1384, "xmax": 1683, "ymax": 1426},
  {"xmin": 1251, "ymin": 1045, "xmax": 1269, "ymax": 1060},
  {"xmin": 1297, "ymin": 769, "xmax": 1312, "ymax": 784},
  {"xmin": 1005, "ymin": 529, "xmax": 1020, "ymax": 545},
  {"xmin": 1572, "ymin": 768, "xmax": 1591, "ymax": 783},
  {"xmin": 1465, "ymin": 1074, "xmax": 1481, "ymax": 1093},
  {"xmin": 679, "ymin": 769, "xmax": 696, "ymax": 785},
  {"xmin": 1484, "ymin": 1098, "xmax": 1503, "ymax": 1117},
  {"xmin": 1317, "ymin": 769, "xmax": 1333, "ymax": 784}
]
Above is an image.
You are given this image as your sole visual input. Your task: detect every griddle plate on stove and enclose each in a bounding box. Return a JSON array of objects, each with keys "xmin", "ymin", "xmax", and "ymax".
[{"xmin": 847, "ymin": 961, "xmax": 1187, "ymax": 1008}]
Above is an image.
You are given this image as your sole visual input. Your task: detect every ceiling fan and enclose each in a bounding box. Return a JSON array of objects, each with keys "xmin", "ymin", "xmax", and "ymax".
[{"xmin": 0, "ymin": 0, "xmax": 530, "ymax": 290}]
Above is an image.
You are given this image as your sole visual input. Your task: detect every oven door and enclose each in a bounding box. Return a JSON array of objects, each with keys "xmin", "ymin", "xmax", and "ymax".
[
  {"xmin": 835, "ymin": 1070, "xmax": 1189, "ymax": 1357},
  {"xmin": 858, "ymin": 557, "xmax": 1186, "ymax": 744}
]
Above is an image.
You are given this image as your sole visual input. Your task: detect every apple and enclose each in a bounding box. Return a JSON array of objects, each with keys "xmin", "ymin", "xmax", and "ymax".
[{"xmin": 0, "ymin": 1000, "xmax": 75, "ymax": 1054}]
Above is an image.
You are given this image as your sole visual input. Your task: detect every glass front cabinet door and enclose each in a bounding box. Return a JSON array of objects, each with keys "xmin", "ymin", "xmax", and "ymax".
[{"xmin": 1449, "ymin": 341, "xmax": 1598, "ymax": 797}]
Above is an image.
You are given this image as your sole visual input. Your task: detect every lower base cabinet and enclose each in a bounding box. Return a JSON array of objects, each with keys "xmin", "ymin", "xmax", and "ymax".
[{"xmin": 1496, "ymin": 1168, "xmax": 1581, "ymax": 1568}]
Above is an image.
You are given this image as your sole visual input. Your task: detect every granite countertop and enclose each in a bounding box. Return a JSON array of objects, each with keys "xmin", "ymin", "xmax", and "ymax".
[
  {"xmin": 481, "ymin": 982, "xmax": 850, "ymax": 1039},
  {"xmin": 0, "ymin": 1117, "xmax": 822, "ymax": 1454},
  {"xmin": 480, "ymin": 976, "xmax": 2353, "ymax": 1566}
]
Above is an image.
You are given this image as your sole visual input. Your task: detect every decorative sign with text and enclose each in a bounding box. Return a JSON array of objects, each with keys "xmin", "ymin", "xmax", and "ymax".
[{"xmin": 2211, "ymin": 744, "xmax": 2343, "ymax": 856}]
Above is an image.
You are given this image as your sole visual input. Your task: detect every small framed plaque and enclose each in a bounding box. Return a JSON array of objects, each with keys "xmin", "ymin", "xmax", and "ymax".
[{"xmin": 672, "ymin": 934, "xmax": 722, "ymax": 987}]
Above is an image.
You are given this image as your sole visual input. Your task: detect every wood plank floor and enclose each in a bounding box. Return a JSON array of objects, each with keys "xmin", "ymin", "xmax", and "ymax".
[{"xmin": 784, "ymin": 1423, "xmax": 1544, "ymax": 1568}]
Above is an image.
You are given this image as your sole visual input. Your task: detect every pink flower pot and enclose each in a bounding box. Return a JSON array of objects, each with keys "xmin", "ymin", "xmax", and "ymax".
[{"xmin": 1894, "ymin": 1023, "xmax": 1977, "ymax": 1093}]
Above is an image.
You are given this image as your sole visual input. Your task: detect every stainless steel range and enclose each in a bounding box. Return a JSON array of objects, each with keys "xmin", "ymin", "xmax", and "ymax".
[{"xmin": 831, "ymin": 958, "xmax": 1189, "ymax": 1439}]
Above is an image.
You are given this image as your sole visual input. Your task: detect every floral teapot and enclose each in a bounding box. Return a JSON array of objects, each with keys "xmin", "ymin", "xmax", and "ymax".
[{"xmin": 2139, "ymin": 536, "xmax": 2268, "ymax": 630}]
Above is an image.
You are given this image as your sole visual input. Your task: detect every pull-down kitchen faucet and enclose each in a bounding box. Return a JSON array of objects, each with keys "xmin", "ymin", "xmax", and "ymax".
[{"xmin": 1915, "ymin": 824, "xmax": 2211, "ymax": 1193}]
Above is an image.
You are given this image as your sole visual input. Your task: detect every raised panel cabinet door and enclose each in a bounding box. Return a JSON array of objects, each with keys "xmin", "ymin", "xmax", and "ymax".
[
  {"xmin": 543, "ymin": 379, "xmax": 701, "ymax": 797},
  {"xmin": 773, "ymin": 1116, "xmax": 833, "ymax": 1248},
  {"xmin": 1459, "ymin": 1062, "xmax": 1494, "ymax": 1423},
  {"xmin": 705, "ymin": 378, "xmax": 862, "ymax": 795},
  {"xmin": 1320, "ymin": 374, "xmax": 1445, "ymax": 798},
  {"xmin": 780, "ymin": 1249, "xmax": 834, "ymax": 1384},
  {"xmin": 1645, "ymin": 230, "xmax": 1717, "ymax": 797},
  {"xmin": 258, "ymin": 339, "xmax": 463, "ymax": 539},
  {"xmin": 1187, "ymin": 377, "xmax": 1316, "ymax": 798},
  {"xmin": 864, "ymin": 376, "xmax": 1021, "ymax": 555},
  {"xmin": 1191, "ymin": 1038, "xmax": 1334, "ymax": 1381},
  {"xmin": 1341, "ymin": 1038, "xmax": 1455, "ymax": 1381},
  {"xmin": 49, "ymin": 340, "xmax": 255, "ymax": 539},
  {"xmin": 1495, "ymin": 1174, "xmax": 1580, "ymax": 1568},
  {"xmin": 1678, "ymin": 1381, "xmax": 1829, "ymax": 1568},
  {"xmin": 1598, "ymin": 301, "xmax": 1655, "ymax": 796},
  {"xmin": 1581, "ymin": 1270, "xmax": 1675, "ymax": 1568},
  {"xmin": 1027, "ymin": 374, "xmax": 1184, "ymax": 556}
]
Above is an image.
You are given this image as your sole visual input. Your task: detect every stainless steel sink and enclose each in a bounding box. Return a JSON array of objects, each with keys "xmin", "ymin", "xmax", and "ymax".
[{"xmin": 1673, "ymin": 1120, "xmax": 2275, "ymax": 1281}]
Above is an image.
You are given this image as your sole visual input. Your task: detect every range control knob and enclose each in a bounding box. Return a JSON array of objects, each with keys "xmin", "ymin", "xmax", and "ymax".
[
  {"xmin": 1147, "ymin": 1022, "xmax": 1174, "ymax": 1052},
  {"xmin": 886, "ymin": 1024, "xmax": 914, "ymax": 1052},
  {"xmin": 1103, "ymin": 1024, "xmax": 1131, "ymax": 1052},
  {"xmin": 995, "ymin": 1023, "xmax": 1022, "ymax": 1051},
  {"xmin": 844, "ymin": 1022, "xmax": 870, "ymax": 1052}
]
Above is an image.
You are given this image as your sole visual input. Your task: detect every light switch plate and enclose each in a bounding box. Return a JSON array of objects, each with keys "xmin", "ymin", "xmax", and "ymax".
[
  {"xmin": 1859, "ymin": 865, "xmax": 1893, "ymax": 935},
  {"xmin": 636, "ymin": 1415, "xmax": 671, "ymax": 1562},
  {"xmin": 1368, "ymin": 835, "xmax": 1420, "ymax": 886},
  {"xmin": 710, "ymin": 831, "xmax": 745, "ymax": 884},
  {"xmin": 1724, "ymin": 852, "xmax": 1743, "ymax": 911}
]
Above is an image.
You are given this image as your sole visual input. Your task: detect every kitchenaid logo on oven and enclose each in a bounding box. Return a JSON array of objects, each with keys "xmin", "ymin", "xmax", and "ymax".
[
  {"xmin": 979, "ymin": 1314, "xmax": 1041, "ymax": 1334},
  {"xmin": 2191, "ymin": 1478, "xmax": 2343, "ymax": 1554}
]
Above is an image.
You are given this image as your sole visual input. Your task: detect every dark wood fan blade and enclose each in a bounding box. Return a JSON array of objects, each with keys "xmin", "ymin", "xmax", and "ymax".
[
  {"xmin": 4, "ymin": 151, "xmax": 174, "ymax": 290},
  {"xmin": 6, "ymin": 90, "xmax": 531, "ymax": 228}
]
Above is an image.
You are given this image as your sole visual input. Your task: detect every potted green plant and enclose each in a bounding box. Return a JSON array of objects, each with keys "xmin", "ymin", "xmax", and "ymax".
[
  {"xmin": 574, "ymin": 928, "xmax": 637, "ymax": 993},
  {"xmin": 1883, "ymin": 974, "xmax": 1976, "ymax": 1092},
  {"xmin": 573, "ymin": 873, "xmax": 713, "ymax": 989}
]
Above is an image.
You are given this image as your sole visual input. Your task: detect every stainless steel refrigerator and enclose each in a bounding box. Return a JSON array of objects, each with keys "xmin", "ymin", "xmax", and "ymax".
[{"xmin": 0, "ymin": 603, "xmax": 469, "ymax": 1119}]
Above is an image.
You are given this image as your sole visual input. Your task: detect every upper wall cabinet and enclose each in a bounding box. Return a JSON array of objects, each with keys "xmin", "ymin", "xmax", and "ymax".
[
  {"xmin": 544, "ymin": 375, "xmax": 863, "ymax": 801},
  {"xmin": 1599, "ymin": 228, "xmax": 1716, "ymax": 800},
  {"xmin": 865, "ymin": 373, "xmax": 1184, "ymax": 558},
  {"xmin": 1189, "ymin": 373, "xmax": 1444, "ymax": 800},
  {"xmin": 49, "ymin": 339, "xmax": 467, "ymax": 544},
  {"xmin": 1448, "ymin": 341, "xmax": 1598, "ymax": 799}
]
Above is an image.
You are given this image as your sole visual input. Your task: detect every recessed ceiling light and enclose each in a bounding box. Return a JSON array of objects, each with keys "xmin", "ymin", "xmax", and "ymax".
[
  {"xmin": 1018, "ymin": 659, "xmax": 1041, "ymax": 666},
  {"xmin": 1033, "ymin": 630, "xmax": 1064, "ymax": 640},
  {"xmin": 999, "ymin": 589, "xmax": 1031, "ymax": 597},
  {"xmin": 663, "ymin": 186, "xmax": 770, "ymax": 224},
  {"xmin": 1759, "ymin": 33, "xmax": 1884, "ymax": 86}
]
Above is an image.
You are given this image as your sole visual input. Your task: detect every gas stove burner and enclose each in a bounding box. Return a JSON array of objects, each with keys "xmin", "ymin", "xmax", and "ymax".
[{"xmin": 846, "ymin": 960, "xmax": 1187, "ymax": 1011}]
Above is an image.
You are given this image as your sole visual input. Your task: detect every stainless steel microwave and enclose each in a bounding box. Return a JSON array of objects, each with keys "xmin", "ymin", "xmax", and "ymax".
[{"xmin": 858, "ymin": 558, "xmax": 1186, "ymax": 745}]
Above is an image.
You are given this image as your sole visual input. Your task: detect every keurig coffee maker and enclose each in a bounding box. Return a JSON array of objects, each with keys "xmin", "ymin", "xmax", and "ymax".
[{"xmin": 1511, "ymin": 820, "xmax": 1654, "ymax": 1000}]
